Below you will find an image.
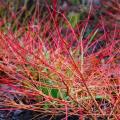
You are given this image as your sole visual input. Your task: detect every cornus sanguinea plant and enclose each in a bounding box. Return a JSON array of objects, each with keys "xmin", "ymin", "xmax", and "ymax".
[{"xmin": 0, "ymin": 1, "xmax": 120, "ymax": 120}]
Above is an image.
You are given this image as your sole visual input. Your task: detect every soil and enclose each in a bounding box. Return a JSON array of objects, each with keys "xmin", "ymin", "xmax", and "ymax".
[
  {"xmin": 0, "ymin": 110, "xmax": 80, "ymax": 120},
  {"xmin": 0, "ymin": 110, "xmax": 109, "ymax": 120}
]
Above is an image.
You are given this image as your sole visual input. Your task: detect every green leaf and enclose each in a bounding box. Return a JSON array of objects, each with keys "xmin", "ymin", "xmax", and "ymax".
[
  {"xmin": 89, "ymin": 29, "xmax": 99, "ymax": 44},
  {"xmin": 71, "ymin": 0, "xmax": 80, "ymax": 5},
  {"xmin": 40, "ymin": 86, "xmax": 50, "ymax": 95},
  {"xmin": 43, "ymin": 102, "xmax": 50, "ymax": 109},
  {"xmin": 51, "ymin": 88, "xmax": 59, "ymax": 98},
  {"xmin": 68, "ymin": 12, "xmax": 80, "ymax": 28}
]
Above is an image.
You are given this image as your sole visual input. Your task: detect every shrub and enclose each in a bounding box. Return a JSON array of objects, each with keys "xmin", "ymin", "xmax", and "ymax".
[{"xmin": 0, "ymin": 1, "xmax": 120, "ymax": 119}]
